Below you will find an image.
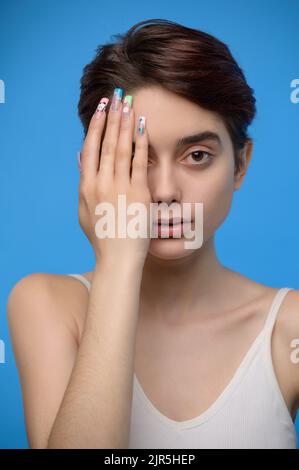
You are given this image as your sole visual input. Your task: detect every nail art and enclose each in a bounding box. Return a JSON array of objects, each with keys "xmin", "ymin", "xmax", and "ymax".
[
  {"xmin": 95, "ymin": 97, "xmax": 109, "ymax": 118},
  {"xmin": 111, "ymin": 87, "xmax": 123, "ymax": 111},
  {"xmin": 138, "ymin": 116, "xmax": 146, "ymax": 135},
  {"xmin": 122, "ymin": 95, "xmax": 133, "ymax": 117}
]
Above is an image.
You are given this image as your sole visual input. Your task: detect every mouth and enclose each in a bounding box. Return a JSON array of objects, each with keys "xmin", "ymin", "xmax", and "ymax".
[
  {"xmin": 153, "ymin": 220, "xmax": 192, "ymax": 238},
  {"xmin": 154, "ymin": 218, "xmax": 192, "ymax": 226}
]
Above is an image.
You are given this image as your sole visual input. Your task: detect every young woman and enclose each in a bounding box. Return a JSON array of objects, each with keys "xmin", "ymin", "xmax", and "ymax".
[{"xmin": 7, "ymin": 18, "xmax": 299, "ymax": 449}]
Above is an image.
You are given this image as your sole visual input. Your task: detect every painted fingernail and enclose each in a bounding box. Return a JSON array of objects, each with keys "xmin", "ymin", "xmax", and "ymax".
[
  {"xmin": 138, "ymin": 116, "xmax": 146, "ymax": 135},
  {"xmin": 95, "ymin": 97, "xmax": 109, "ymax": 119},
  {"xmin": 122, "ymin": 95, "xmax": 133, "ymax": 118},
  {"xmin": 77, "ymin": 150, "xmax": 82, "ymax": 172},
  {"xmin": 111, "ymin": 87, "xmax": 123, "ymax": 111}
]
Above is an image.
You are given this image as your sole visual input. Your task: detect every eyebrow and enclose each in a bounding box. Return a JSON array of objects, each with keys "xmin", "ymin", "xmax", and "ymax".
[{"xmin": 132, "ymin": 130, "xmax": 223, "ymax": 151}]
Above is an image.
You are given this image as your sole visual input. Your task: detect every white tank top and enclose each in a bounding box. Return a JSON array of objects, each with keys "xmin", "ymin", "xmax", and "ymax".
[{"xmin": 67, "ymin": 273, "xmax": 298, "ymax": 449}]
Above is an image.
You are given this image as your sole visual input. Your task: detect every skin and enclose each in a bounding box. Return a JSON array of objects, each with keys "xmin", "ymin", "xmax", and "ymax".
[
  {"xmin": 7, "ymin": 85, "xmax": 299, "ymax": 448},
  {"xmin": 129, "ymin": 85, "xmax": 252, "ymax": 323},
  {"xmin": 85, "ymin": 86, "xmax": 299, "ymax": 422}
]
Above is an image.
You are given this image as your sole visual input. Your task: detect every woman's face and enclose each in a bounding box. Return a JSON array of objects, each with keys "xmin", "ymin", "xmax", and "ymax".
[{"xmin": 130, "ymin": 85, "xmax": 250, "ymax": 261}]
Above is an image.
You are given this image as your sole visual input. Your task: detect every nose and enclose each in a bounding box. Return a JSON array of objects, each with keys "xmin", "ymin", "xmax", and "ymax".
[{"xmin": 148, "ymin": 161, "xmax": 182, "ymax": 206}]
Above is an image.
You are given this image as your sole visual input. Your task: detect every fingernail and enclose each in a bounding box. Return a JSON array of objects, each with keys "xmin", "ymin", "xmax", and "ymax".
[
  {"xmin": 95, "ymin": 97, "xmax": 109, "ymax": 119},
  {"xmin": 111, "ymin": 88, "xmax": 123, "ymax": 111},
  {"xmin": 138, "ymin": 116, "xmax": 146, "ymax": 135},
  {"xmin": 111, "ymin": 87, "xmax": 123, "ymax": 111},
  {"xmin": 122, "ymin": 95, "xmax": 133, "ymax": 118},
  {"xmin": 77, "ymin": 150, "xmax": 82, "ymax": 172}
]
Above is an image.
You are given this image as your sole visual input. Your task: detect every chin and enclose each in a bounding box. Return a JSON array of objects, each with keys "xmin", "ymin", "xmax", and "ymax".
[{"xmin": 148, "ymin": 237, "xmax": 199, "ymax": 261}]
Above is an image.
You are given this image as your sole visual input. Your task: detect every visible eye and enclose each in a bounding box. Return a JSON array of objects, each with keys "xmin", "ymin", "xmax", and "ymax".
[
  {"xmin": 130, "ymin": 150, "xmax": 212, "ymax": 167},
  {"xmin": 183, "ymin": 150, "xmax": 213, "ymax": 166}
]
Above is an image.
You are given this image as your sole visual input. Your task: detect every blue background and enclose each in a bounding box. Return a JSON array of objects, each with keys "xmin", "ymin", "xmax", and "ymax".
[{"xmin": 0, "ymin": 0, "xmax": 298, "ymax": 449}]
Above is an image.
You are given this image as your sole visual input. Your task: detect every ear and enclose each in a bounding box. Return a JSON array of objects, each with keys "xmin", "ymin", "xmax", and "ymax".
[{"xmin": 234, "ymin": 139, "xmax": 253, "ymax": 191}]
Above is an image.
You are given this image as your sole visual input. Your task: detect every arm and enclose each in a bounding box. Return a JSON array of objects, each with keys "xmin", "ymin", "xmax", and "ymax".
[
  {"xmin": 48, "ymin": 259, "xmax": 144, "ymax": 448},
  {"xmin": 8, "ymin": 90, "xmax": 151, "ymax": 449},
  {"xmin": 7, "ymin": 261, "xmax": 144, "ymax": 449},
  {"xmin": 7, "ymin": 273, "xmax": 80, "ymax": 449}
]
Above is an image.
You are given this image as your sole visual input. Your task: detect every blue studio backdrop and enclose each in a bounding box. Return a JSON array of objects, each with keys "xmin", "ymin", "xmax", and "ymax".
[{"xmin": 0, "ymin": 0, "xmax": 298, "ymax": 449}]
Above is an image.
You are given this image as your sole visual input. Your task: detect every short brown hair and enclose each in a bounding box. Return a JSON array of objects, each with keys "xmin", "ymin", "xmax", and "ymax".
[{"xmin": 78, "ymin": 18, "xmax": 256, "ymax": 174}]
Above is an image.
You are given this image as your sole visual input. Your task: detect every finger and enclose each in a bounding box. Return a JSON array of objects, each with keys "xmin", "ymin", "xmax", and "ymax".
[
  {"xmin": 114, "ymin": 95, "xmax": 134, "ymax": 186},
  {"xmin": 98, "ymin": 88, "xmax": 123, "ymax": 182},
  {"xmin": 131, "ymin": 116, "xmax": 148, "ymax": 185},
  {"xmin": 80, "ymin": 97, "xmax": 109, "ymax": 179}
]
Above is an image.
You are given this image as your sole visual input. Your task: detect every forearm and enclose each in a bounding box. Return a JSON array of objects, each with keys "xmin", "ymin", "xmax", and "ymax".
[{"xmin": 47, "ymin": 259, "xmax": 144, "ymax": 449}]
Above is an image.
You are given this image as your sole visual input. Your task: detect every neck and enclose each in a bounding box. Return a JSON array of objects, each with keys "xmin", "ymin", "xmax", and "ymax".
[{"xmin": 139, "ymin": 236, "xmax": 228, "ymax": 324}]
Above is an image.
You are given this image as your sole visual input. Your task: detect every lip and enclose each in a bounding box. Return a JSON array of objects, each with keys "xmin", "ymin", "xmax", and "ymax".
[
  {"xmin": 153, "ymin": 221, "xmax": 192, "ymax": 238},
  {"xmin": 154, "ymin": 218, "xmax": 191, "ymax": 225}
]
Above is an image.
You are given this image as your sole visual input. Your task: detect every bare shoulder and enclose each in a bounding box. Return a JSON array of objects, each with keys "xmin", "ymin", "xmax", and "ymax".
[
  {"xmin": 274, "ymin": 288, "xmax": 299, "ymax": 396},
  {"xmin": 269, "ymin": 287, "xmax": 299, "ymax": 358},
  {"xmin": 6, "ymin": 271, "xmax": 91, "ymax": 448},
  {"xmin": 234, "ymin": 272, "xmax": 299, "ymax": 352},
  {"xmin": 221, "ymin": 269, "xmax": 298, "ymax": 364},
  {"xmin": 273, "ymin": 287, "xmax": 299, "ymax": 335},
  {"xmin": 254, "ymin": 284, "xmax": 299, "ymax": 418},
  {"xmin": 225, "ymin": 270, "xmax": 299, "ymax": 416},
  {"xmin": 7, "ymin": 272, "xmax": 91, "ymax": 342}
]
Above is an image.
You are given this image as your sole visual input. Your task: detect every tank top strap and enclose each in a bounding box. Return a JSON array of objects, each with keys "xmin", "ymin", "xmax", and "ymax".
[
  {"xmin": 67, "ymin": 273, "xmax": 91, "ymax": 291},
  {"xmin": 262, "ymin": 287, "xmax": 293, "ymax": 339}
]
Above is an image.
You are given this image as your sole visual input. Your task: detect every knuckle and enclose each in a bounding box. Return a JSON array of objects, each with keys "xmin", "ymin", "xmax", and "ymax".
[
  {"xmin": 88, "ymin": 120, "xmax": 98, "ymax": 134},
  {"xmin": 80, "ymin": 147, "xmax": 91, "ymax": 161},
  {"xmin": 132, "ymin": 159, "xmax": 144, "ymax": 170},
  {"xmin": 120, "ymin": 116, "xmax": 131, "ymax": 131},
  {"xmin": 101, "ymin": 141, "xmax": 115, "ymax": 156},
  {"xmin": 115, "ymin": 148, "xmax": 128, "ymax": 160},
  {"xmin": 88, "ymin": 115, "xmax": 98, "ymax": 129},
  {"xmin": 98, "ymin": 160, "xmax": 109, "ymax": 173},
  {"xmin": 85, "ymin": 118, "xmax": 99, "ymax": 139},
  {"xmin": 135, "ymin": 140, "xmax": 144, "ymax": 151},
  {"xmin": 107, "ymin": 111, "xmax": 119, "ymax": 126}
]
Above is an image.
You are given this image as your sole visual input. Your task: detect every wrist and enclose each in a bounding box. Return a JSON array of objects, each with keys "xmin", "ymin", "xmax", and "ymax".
[{"xmin": 95, "ymin": 255, "xmax": 145, "ymax": 274}]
